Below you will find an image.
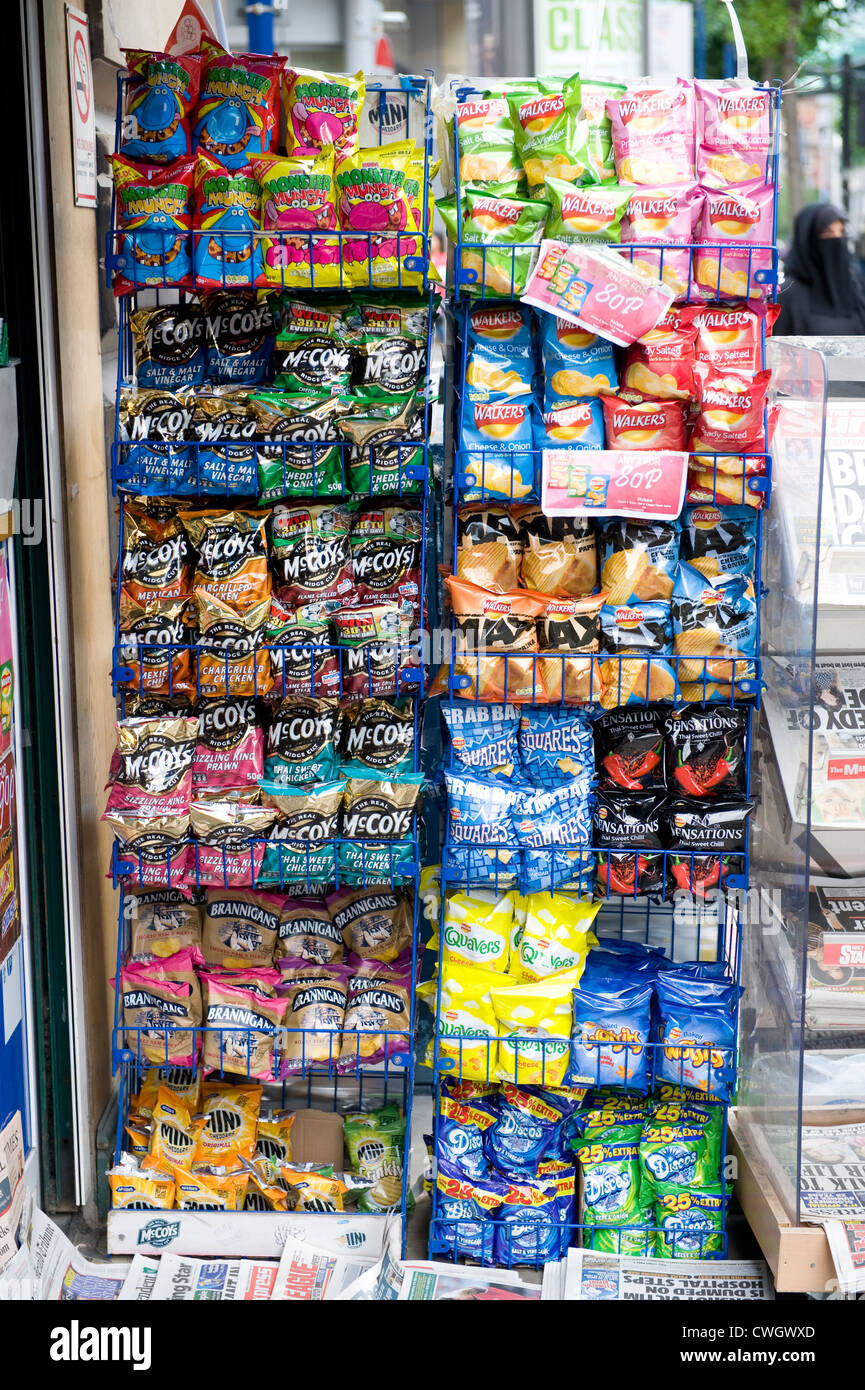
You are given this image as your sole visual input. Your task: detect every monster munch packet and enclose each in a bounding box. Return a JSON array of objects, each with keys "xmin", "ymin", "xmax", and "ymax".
[{"xmin": 110, "ymin": 154, "xmax": 196, "ymax": 295}]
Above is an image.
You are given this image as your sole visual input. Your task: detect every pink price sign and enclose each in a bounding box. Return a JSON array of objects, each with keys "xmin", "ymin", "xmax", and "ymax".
[
  {"xmin": 522, "ymin": 239, "xmax": 675, "ymax": 346},
  {"xmin": 541, "ymin": 448, "xmax": 689, "ymax": 520}
]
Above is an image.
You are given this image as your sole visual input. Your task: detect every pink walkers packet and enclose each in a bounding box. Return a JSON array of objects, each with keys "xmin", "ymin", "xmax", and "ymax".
[
  {"xmin": 696, "ymin": 80, "xmax": 772, "ymax": 188},
  {"xmin": 621, "ymin": 184, "xmax": 704, "ymax": 301},
  {"xmin": 693, "ymin": 180, "xmax": 775, "ymax": 301},
  {"xmin": 609, "ymin": 79, "xmax": 695, "ymax": 187}
]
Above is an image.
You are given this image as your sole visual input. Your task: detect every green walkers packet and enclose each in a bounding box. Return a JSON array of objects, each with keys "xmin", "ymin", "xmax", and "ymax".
[
  {"xmin": 653, "ymin": 1181, "xmax": 730, "ymax": 1260},
  {"xmin": 340, "ymin": 392, "xmax": 426, "ymax": 496},
  {"xmin": 639, "ymin": 1102, "xmax": 723, "ymax": 1190},
  {"xmin": 507, "ymin": 75, "xmax": 586, "ymax": 197},
  {"xmin": 544, "ymin": 177, "xmax": 632, "ymax": 245},
  {"xmin": 344, "ymin": 1105, "xmax": 411, "ymax": 1213},
  {"xmin": 456, "ymin": 96, "xmax": 526, "ymax": 197},
  {"xmin": 576, "ymin": 1136, "xmax": 655, "ymax": 1256},
  {"xmin": 348, "ymin": 300, "xmax": 429, "ymax": 403},
  {"xmin": 272, "ymin": 299, "xmax": 357, "ymax": 395},
  {"xmin": 579, "ymin": 80, "xmax": 626, "ymax": 134},
  {"xmin": 251, "ymin": 391, "xmax": 348, "ymax": 500},
  {"xmin": 439, "ymin": 191, "xmax": 549, "ymax": 299},
  {"xmin": 586, "ymin": 129, "xmax": 618, "ymax": 185}
]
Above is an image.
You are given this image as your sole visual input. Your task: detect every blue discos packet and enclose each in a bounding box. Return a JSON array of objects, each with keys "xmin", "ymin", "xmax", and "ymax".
[
  {"xmin": 518, "ymin": 706, "xmax": 594, "ymax": 789},
  {"xmin": 569, "ymin": 973, "xmax": 654, "ymax": 1092},
  {"xmin": 493, "ymin": 1177, "xmax": 563, "ymax": 1265},
  {"xmin": 437, "ymin": 1092, "xmax": 499, "ymax": 1181},
  {"xmin": 434, "ymin": 1161, "xmax": 506, "ymax": 1263},
  {"xmin": 485, "ymin": 1083, "xmax": 578, "ymax": 1178},
  {"xmin": 442, "ymin": 702, "xmax": 522, "ymax": 782}
]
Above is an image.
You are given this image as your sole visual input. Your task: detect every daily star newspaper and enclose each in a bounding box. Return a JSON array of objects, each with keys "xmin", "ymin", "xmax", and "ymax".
[
  {"xmin": 544, "ymin": 1250, "xmax": 774, "ymax": 1300},
  {"xmin": 148, "ymin": 1253, "xmax": 279, "ymax": 1301}
]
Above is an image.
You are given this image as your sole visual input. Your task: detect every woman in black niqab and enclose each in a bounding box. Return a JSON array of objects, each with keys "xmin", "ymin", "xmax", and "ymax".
[{"xmin": 775, "ymin": 203, "xmax": 865, "ymax": 335}]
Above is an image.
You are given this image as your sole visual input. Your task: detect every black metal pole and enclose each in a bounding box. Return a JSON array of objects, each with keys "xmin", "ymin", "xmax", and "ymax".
[{"xmin": 842, "ymin": 51, "xmax": 852, "ymax": 217}]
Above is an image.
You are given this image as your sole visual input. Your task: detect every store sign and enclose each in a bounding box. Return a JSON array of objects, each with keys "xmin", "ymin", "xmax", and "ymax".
[
  {"xmin": 65, "ymin": 6, "xmax": 96, "ymax": 208},
  {"xmin": 533, "ymin": 0, "xmax": 643, "ymax": 79},
  {"xmin": 533, "ymin": 0, "xmax": 693, "ymax": 80}
]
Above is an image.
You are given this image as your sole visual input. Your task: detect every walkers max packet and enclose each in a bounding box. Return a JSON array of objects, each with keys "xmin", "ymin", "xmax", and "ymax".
[
  {"xmin": 111, "ymin": 154, "xmax": 196, "ymax": 295},
  {"xmin": 598, "ymin": 518, "xmax": 681, "ymax": 605},
  {"xmin": 672, "ymin": 561, "xmax": 758, "ymax": 688},
  {"xmin": 122, "ymin": 49, "xmax": 202, "ymax": 164},
  {"xmin": 193, "ymin": 41, "xmax": 285, "ymax": 170}
]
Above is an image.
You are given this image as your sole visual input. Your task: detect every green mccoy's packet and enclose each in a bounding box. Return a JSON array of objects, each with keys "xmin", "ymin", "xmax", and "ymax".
[
  {"xmin": 439, "ymin": 191, "xmax": 548, "ymax": 299},
  {"xmin": 251, "ymin": 391, "xmax": 348, "ymax": 501}
]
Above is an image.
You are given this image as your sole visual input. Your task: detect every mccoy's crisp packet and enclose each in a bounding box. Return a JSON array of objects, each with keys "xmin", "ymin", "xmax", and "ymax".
[
  {"xmin": 522, "ymin": 239, "xmax": 674, "ymax": 347},
  {"xmin": 694, "ymin": 181, "xmax": 776, "ymax": 301},
  {"xmin": 609, "ymin": 79, "xmax": 696, "ymax": 186},
  {"xmin": 439, "ymin": 191, "xmax": 549, "ymax": 298},
  {"xmin": 696, "ymin": 80, "xmax": 772, "ymax": 188}
]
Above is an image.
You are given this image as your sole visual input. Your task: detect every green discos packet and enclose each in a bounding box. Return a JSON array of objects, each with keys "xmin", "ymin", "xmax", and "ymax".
[
  {"xmin": 639, "ymin": 1102, "xmax": 724, "ymax": 1189},
  {"xmin": 653, "ymin": 1181, "xmax": 730, "ymax": 1260},
  {"xmin": 575, "ymin": 1136, "xmax": 655, "ymax": 1254}
]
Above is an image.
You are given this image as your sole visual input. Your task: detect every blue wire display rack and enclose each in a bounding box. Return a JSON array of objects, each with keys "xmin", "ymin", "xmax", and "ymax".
[
  {"xmin": 425, "ymin": 78, "xmax": 782, "ymax": 1269},
  {"xmin": 106, "ymin": 67, "xmax": 437, "ymax": 1257}
]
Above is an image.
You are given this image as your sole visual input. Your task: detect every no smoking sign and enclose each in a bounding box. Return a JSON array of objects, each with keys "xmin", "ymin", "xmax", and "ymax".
[{"xmin": 65, "ymin": 5, "xmax": 96, "ymax": 207}]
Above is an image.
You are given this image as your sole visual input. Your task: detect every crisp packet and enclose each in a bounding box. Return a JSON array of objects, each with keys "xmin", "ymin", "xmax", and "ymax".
[
  {"xmin": 465, "ymin": 303, "xmax": 534, "ymax": 403},
  {"xmin": 541, "ymin": 318, "xmax": 617, "ymax": 407},
  {"xmin": 621, "ymin": 183, "xmax": 703, "ymax": 300},
  {"xmin": 621, "ymin": 307, "xmax": 699, "ymax": 401},
  {"xmin": 252, "ymin": 152, "xmax": 340, "ymax": 289},
  {"xmin": 442, "ymin": 701, "xmax": 521, "ymax": 780},
  {"xmin": 598, "ymin": 517, "xmax": 681, "ymax": 604},
  {"xmin": 439, "ymin": 191, "xmax": 549, "ymax": 298},
  {"xmin": 601, "ymin": 395, "xmax": 688, "ymax": 451},
  {"xmin": 490, "ymin": 969, "xmax": 581, "ymax": 1087},
  {"xmin": 283, "ymin": 67, "xmax": 364, "ymax": 159},
  {"xmin": 122, "ymin": 49, "xmax": 202, "ymax": 164},
  {"xmin": 456, "ymin": 97, "xmax": 525, "ymax": 195},
  {"xmin": 459, "ymin": 399, "xmax": 535, "ymax": 502},
  {"xmin": 433, "ymin": 887, "xmax": 515, "ymax": 973},
  {"xmin": 193, "ymin": 154, "xmax": 265, "ymax": 289},
  {"xmin": 508, "ymin": 75, "xmax": 586, "ymax": 194},
  {"xmin": 335, "ymin": 144, "xmax": 420, "ymax": 289},
  {"xmin": 193, "ymin": 42, "xmax": 284, "ymax": 169},
  {"xmin": 680, "ymin": 504, "xmax": 757, "ymax": 580},
  {"xmin": 672, "ymin": 561, "xmax": 758, "ymax": 687},
  {"xmin": 544, "ymin": 178, "xmax": 632, "ymax": 245},
  {"xmin": 609, "ymin": 79, "xmax": 696, "ymax": 186},
  {"xmin": 534, "ymin": 400, "xmax": 604, "ymax": 451},
  {"xmin": 511, "ymin": 893, "xmax": 600, "ymax": 982},
  {"xmin": 518, "ymin": 705, "xmax": 594, "ymax": 788},
  {"xmin": 694, "ymin": 181, "xmax": 776, "ymax": 301},
  {"xmin": 655, "ymin": 1183, "xmax": 729, "ymax": 1259},
  {"xmin": 111, "ymin": 154, "xmax": 195, "ymax": 295},
  {"xmin": 696, "ymin": 80, "xmax": 771, "ymax": 188}
]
